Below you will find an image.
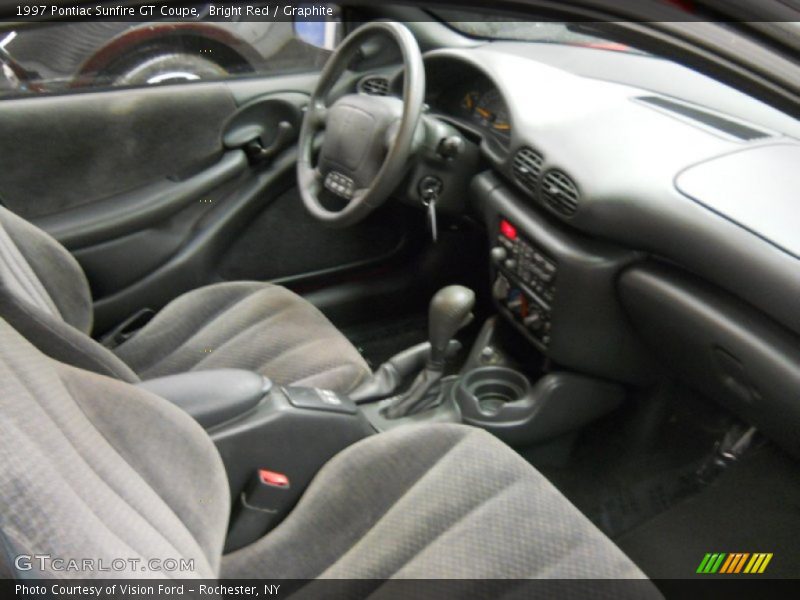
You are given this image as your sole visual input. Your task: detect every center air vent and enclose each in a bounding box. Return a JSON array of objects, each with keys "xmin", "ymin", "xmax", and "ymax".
[
  {"xmin": 512, "ymin": 147, "xmax": 544, "ymax": 197},
  {"xmin": 358, "ymin": 75, "xmax": 390, "ymax": 96},
  {"xmin": 541, "ymin": 170, "xmax": 579, "ymax": 217}
]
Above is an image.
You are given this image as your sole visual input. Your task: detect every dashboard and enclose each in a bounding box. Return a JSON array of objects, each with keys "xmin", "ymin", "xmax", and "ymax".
[
  {"xmin": 373, "ymin": 42, "xmax": 800, "ymax": 339},
  {"xmin": 364, "ymin": 39, "xmax": 800, "ymax": 459}
]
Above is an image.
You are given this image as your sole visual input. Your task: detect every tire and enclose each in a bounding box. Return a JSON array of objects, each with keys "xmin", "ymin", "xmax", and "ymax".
[{"xmin": 112, "ymin": 52, "xmax": 229, "ymax": 86}]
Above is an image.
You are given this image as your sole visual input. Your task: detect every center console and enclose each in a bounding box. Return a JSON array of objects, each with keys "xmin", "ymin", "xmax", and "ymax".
[
  {"xmin": 358, "ymin": 317, "xmax": 625, "ymax": 449},
  {"xmin": 137, "ymin": 371, "xmax": 373, "ymax": 552},
  {"xmin": 472, "ymin": 171, "xmax": 656, "ymax": 386},
  {"xmin": 142, "ymin": 173, "xmax": 666, "ymax": 551}
]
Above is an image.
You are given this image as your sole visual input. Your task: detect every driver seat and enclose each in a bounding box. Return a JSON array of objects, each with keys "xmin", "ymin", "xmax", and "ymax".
[{"xmin": 0, "ymin": 206, "xmax": 370, "ymax": 392}]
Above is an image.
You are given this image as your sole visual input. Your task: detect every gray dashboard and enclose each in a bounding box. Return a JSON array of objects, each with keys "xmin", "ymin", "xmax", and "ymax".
[{"xmin": 409, "ymin": 42, "xmax": 800, "ymax": 337}]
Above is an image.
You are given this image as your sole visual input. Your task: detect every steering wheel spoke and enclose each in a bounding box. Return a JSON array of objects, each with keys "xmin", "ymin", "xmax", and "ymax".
[
  {"xmin": 352, "ymin": 187, "xmax": 371, "ymax": 205},
  {"xmin": 305, "ymin": 100, "xmax": 328, "ymax": 129}
]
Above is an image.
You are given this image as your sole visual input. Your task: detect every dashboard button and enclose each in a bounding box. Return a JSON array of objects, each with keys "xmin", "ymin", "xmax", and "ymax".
[
  {"xmin": 492, "ymin": 275, "xmax": 510, "ymax": 300},
  {"xmin": 490, "ymin": 246, "xmax": 508, "ymax": 263},
  {"xmin": 524, "ymin": 312, "xmax": 543, "ymax": 331}
]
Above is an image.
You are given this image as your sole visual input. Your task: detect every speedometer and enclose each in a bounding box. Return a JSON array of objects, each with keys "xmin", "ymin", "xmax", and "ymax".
[{"xmin": 474, "ymin": 89, "xmax": 511, "ymax": 137}]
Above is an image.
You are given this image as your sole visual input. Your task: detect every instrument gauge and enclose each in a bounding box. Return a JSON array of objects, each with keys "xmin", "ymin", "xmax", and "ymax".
[
  {"xmin": 461, "ymin": 91, "xmax": 481, "ymax": 116},
  {"xmin": 475, "ymin": 89, "xmax": 511, "ymax": 137}
]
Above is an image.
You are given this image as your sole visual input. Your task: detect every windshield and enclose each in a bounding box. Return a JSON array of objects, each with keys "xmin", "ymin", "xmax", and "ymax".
[{"xmin": 433, "ymin": 9, "xmax": 641, "ymax": 52}]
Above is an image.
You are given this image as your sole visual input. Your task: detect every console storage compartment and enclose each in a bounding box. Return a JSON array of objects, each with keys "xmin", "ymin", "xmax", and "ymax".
[{"xmin": 137, "ymin": 368, "xmax": 269, "ymax": 428}]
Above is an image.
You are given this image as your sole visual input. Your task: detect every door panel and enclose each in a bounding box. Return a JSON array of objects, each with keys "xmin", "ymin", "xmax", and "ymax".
[
  {"xmin": 0, "ymin": 84, "xmax": 237, "ymax": 219},
  {"xmin": 218, "ymin": 186, "xmax": 409, "ymax": 283},
  {"xmin": 0, "ymin": 79, "xmax": 308, "ymax": 332},
  {"xmin": 91, "ymin": 151, "xmax": 300, "ymax": 334},
  {"xmin": 72, "ymin": 175, "xmax": 245, "ymax": 297},
  {"xmin": 0, "ymin": 68, "xmax": 412, "ymax": 336},
  {"xmin": 34, "ymin": 150, "xmax": 248, "ymax": 248}
]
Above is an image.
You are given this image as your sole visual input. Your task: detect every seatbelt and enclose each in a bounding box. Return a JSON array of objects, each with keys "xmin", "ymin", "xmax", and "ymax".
[{"xmin": 99, "ymin": 308, "xmax": 155, "ymax": 349}]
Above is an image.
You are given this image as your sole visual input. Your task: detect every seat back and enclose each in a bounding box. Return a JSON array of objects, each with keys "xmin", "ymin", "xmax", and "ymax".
[
  {"xmin": 0, "ymin": 207, "xmax": 137, "ymax": 381},
  {"xmin": 0, "ymin": 318, "xmax": 230, "ymax": 578}
]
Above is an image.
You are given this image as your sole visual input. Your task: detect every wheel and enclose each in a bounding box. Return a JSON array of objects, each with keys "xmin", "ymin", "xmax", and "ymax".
[{"xmin": 112, "ymin": 51, "xmax": 229, "ymax": 86}]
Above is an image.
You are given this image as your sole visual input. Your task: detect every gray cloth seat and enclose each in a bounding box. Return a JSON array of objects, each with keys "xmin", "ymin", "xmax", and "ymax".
[
  {"xmin": 0, "ymin": 319, "xmax": 657, "ymax": 589},
  {"xmin": 0, "ymin": 206, "xmax": 369, "ymax": 393}
]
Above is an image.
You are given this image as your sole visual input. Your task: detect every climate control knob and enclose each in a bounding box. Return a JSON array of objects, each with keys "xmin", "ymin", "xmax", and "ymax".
[
  {"xmin": 490, "ymin": 246, "xmax": 507, "ymax": 263},
  {"xmin": 507, "ymin": 297, "xmax": 524, "ymax": 312},
  {"xmin": 492, "ymin": 275, "xmax": 510, "ymax": 300}
]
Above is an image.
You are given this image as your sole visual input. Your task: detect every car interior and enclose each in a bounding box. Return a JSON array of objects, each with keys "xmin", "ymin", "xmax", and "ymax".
[{"xmin": 1, "ymin": 0, "xmax": 799, "ymax": 589}]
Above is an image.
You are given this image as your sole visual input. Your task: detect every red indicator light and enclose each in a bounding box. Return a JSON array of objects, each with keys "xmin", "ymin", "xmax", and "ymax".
[{"xmin": 500, "ymin": 219, "xmax": 518, "ymax": 240}]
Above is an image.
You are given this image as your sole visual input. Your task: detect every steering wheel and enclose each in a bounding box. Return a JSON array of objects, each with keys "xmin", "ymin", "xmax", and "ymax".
[{"xmin": 297, "ymin": 21, "xmax": 425, "ymax": 227}]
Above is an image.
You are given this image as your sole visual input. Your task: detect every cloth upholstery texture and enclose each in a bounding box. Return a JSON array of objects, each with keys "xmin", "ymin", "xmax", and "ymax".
[
  {"xmin": 0, "ymin": 318, "xmax": 656, "ymax": 591},
  {"xmin": 0, "ymin": 207, "xmax": 370, "ymax": 393}
]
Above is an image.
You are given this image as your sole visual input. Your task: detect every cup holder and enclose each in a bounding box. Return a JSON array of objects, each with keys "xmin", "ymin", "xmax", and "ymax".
[
  {"xmin": 455, "ymin": 367, "xmax": 530, "ymax": 418},
  {"xmin": 454, "ymin": 366, "xmax": 625, "ymax": 446}
]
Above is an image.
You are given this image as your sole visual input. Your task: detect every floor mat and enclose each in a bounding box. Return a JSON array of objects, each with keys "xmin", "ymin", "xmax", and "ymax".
[
  {"xmin": 533, "ymin": 397, "xmax": 725, "ymax": 540},
  {"xmin": 616, "ymin": 443, "xmax": 800, "ymax": 579},
  {"xmin": 543, "ymin": 454, "xmax": 702, "ymax": 540}
]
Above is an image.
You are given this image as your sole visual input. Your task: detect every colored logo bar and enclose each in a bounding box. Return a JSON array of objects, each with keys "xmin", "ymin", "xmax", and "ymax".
[{"xmin": 696, "ymin": 553, "xmax": 773, "ymax": 574}]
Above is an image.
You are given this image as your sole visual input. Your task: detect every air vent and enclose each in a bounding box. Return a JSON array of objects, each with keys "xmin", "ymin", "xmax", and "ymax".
[
  {"xmin": 358, "ymin": 75, "xmax": 389, "ymax": 96},
  {"xmin": 541, "ymin": 170, "xmax": 579, "ymax": 217},
  {"xmin": 512, "ymin": 147, "xmax": 544, "ymax": 197}
]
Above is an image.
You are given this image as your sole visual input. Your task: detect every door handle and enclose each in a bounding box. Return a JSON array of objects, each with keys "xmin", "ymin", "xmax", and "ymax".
[{"xmin": 244, "ymin": 121, "xmax": 295, "ymax": 164}]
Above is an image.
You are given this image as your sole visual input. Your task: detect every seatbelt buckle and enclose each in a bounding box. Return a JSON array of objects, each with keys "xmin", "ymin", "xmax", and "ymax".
[
  {"xmin": 225, "ymin": 469, "xmax": 292, "ymax": 552},
  {"xmin": 243, "ymin": 469, "xmax": 291, "ymax": 511}
]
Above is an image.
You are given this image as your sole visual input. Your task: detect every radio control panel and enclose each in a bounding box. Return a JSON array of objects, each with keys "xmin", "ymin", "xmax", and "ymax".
[{"xmin": 490, "ymin": 218, "xmax": 557, "ymax": 348}]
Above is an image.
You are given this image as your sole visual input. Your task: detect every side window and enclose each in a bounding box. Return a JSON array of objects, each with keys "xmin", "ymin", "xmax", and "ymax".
[{"xmin": 0, "ymin": 5, "xmax": 342, "ymax": 98}]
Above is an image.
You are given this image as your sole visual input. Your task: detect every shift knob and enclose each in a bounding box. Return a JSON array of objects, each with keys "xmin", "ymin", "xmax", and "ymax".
[{"xmin": 428, "ymin": 285, "xmax": 475, "ymax": 367}]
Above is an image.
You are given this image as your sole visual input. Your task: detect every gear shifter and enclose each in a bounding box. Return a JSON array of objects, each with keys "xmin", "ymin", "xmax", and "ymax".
[
  {"xmin": 382, "ymin": 285, "xmax": 475, "ymax": 419},
  {"xmin": 427, "ymin": 285, "xmax": 476, "ymax": 368}
]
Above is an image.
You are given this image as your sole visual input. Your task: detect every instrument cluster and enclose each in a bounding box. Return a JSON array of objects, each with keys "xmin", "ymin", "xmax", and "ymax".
[{"xmin": 427, "ymin": 73, "xmax": 512, "ymax": 147}]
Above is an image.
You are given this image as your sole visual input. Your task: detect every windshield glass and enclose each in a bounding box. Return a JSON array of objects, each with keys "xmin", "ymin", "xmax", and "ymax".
[{"xmin": 433, "ymin": 9, "xmax": 642, "ymax": 52}]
